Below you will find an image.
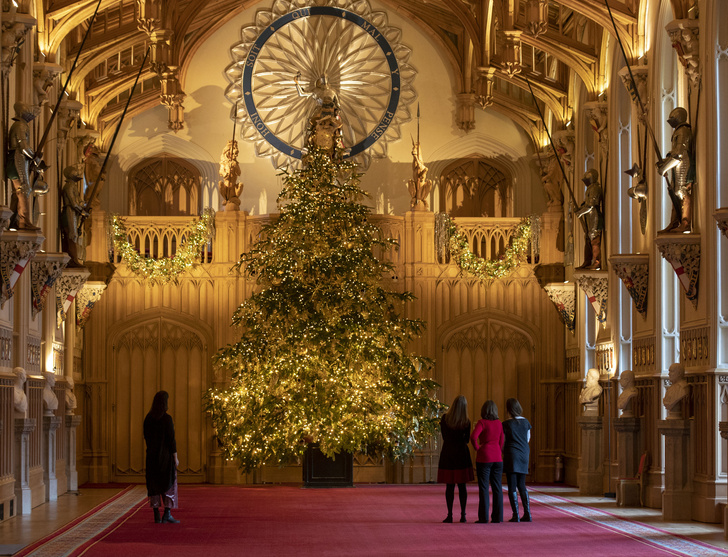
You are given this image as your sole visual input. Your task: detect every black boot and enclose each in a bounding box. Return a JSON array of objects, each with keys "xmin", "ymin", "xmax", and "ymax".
[
  {"xmin": 161, "ymin": 507, "xmax": 180, "ymax": 524},
  {"xmin": 459, "ymin": 513, "xmax": 466, "ymax": 523},
  {"xmin": 442, "ymin": 514, "xmax": 453, "ymax": 523},
  {"xmin": 508, "ymin": 491, "xmax": 520, "ymax": 522},
  {"xmin": 153, "ymin": 508, "xmax": 161, "ymax": 524},
  {"xmin": 521, "ymin": 492, "xmax": 532, "ymax": 522}
]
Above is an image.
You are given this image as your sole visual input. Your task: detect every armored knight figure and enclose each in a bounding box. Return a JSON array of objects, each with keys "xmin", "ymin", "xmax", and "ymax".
[
  {"xmin": 219, "ymin": 140, "xmax": 243, "ymax": 210},
  {"xmin": 407, "ymin": 141, "xmax": 432, "ymax": 210},
  {"xmin": 60, "ymin": 165, "xmax": 89, "ymax": 266},
  {"xmin": 656, "ymin": 107, "xmax": 694, "ymax": 233},
  {"xmin": 575, "ymin": 169, "xmax": 604, "ymax": 270},
  {"xmin": 6, "ymin": 102, "xmax": 48, "ymax": 230}
]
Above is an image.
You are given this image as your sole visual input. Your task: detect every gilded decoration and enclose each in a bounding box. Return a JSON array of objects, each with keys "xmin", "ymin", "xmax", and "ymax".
[
  {"xmin": 0, "ymin": 230, "xmax": 44, "ymax": 305},
  {"xmin": 632, "ymin": 336, "xmax": 655, "ymax": 373},
  {"xmin": 75, "ymin": 281, "xmax": 108, "ymax": 329},
  {"xmin": 543, "ymin": 282, "xmax": 576, "ymax": 332},
  {"xmin": 666, "ymin": 19, "xmax": 701, "ymax": 87},
  {"xmin": 680, "ymin": 326, "xmax": 709, "ymax": 368},
  {"xmin": 30, "ymin": 253, "xmax": 70, "ymax": 317},
  {"xmin": 595, "ymin": 342, "xmax": 615, "ymax": 375},
  {"xmin": 225, "ymin": 0, "xmax": 416, "ymax": 169},
  {"xmin": 55, "ymin": 267, "xmax": 90, "ymax": 328},
  {"xmin": 714, "ymin": 207, "xmax": 728, "ymax": 238},
  {"xmin": 574, "ymin": 270, "xmax": 608, "ymax": 324},
  {"xmin": 655, "ymin": 233, "xmax": 700, "ymax": 309},
  {"xmin": 610, "ymin": 253, "xmax": 649, "ymax": 317}
]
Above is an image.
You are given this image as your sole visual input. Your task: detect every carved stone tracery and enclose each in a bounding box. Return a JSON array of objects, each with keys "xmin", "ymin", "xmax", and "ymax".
[{"xmin": 610, "ymin": 253, "xmax": 649, "ymax": 317}]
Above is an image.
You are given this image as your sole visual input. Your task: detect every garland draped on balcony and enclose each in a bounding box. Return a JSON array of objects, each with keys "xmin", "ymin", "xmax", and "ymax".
[
  {"xmin": 109, "ymin": 208, "xmax": 216, "ymax": 284},
  {"xmin": 445, "ymin": 215, "xmax": 534, "ymax": 282}
]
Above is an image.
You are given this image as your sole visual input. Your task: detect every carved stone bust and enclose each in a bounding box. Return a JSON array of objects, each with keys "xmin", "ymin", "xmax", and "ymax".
[
  {"xmin": 663, "ymin": 362, "xmax": 689, "ymax": 413},
  {"xmin": 13, "ymin": 366, "xmax": 28, "ymax": 414},
  {"xmin": 579, "ymin": 368, "xmax": 603, "ymax": 404},
  {"xmin": 617, "ymin": 369, "xmax": 638, "ymax": 412},
  {"xmin": 65, "ymin": 375, "xmax": 77, "ymax": 414},
  {"xmin": 42, "ymin": 371, "xmax": 59, "ymax": 415}
]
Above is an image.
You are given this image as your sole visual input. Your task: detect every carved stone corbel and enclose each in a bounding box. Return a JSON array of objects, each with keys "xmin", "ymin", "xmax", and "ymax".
[
  {"xmin": 0, "ymin": 230, "xmax": 44, "ymax": 305},
  {"xmin": 618, "ymin": 64, "xmax": 649, "ymax": 118},
  {"xmin": 666, "ymin": 19, "xmax": 700, "ymax": 87},
  {"xmin": 75, "ymin": 280, "xmax": 107, "ymax": 329},
  {"xmin": 583, "ymin": 101, "xmax": 608, "ymax": 155},
  {"xmin": 57, "ymin": 99, "xmax": 83, "ymax": 140},
  {"xmin": 544, "ymin": 282, "xmax": 576, "ymax": 332},
  {"xmin": 552, "ymin": 130, "xmax": 575, "ymax": 183},
  {"xmin": 610, "ymin": 253, "xmax": 649, "ymax": 317},
  {"xmin": 525, "ymin": 0, "xmax": 548, "ymax": 37},
  {"xmin": 574, "ymin": 270, "xmax": 609, "ymax": 324},
  {"xmin": 0, "ymin": 205, "xmax": 13, "ymax": 234},
  {"xmin": 714, "ymin": 207, "xmax": 728, "ymax": 238},
  {"xmin": 502, "ymin": 30, "xmax": 522, "ymax": 76},
  {"xmin": 30, "ymin": 253, "xmax": 70, "ymax": 317},
  {"xmin": 475, "ymin": 67, "xmax": 496, "ymax": 109},
  {"xmin": 456, "ymin": 93, "xmax": 476, "ymax": 132},
  {"xmin": 656, "ymin": 233, "xmax": 700, "ymax": 309},
  {"xmin": 1, "ymin": 12, "xmax": 34, "ymax": 78},
  {"xmin": 32, "ymin": 62, "xmax": 62, "ymax": 107},
  {"xmin": 55, "ymin": 267, "xmax": 90, "ymax": 328}
]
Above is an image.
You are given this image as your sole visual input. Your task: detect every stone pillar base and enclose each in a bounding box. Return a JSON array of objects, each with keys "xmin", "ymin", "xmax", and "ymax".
[
  {"xmin": 658, "ymin": 418, "xmax": 692, "ymax": 521},
  {"xmin": 578, "ymin": 415, "xmax": 603, "ymax": 496},
  {"xmin": 617, "ymin": 479, "xmax": 641, "ymax": 507}
]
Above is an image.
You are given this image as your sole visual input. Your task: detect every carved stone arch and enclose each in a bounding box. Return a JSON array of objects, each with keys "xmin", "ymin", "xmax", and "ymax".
[
  {"xmin": 107, "ymin": 308, "xmax": 213, "ymax": 483},
  {"xmin": 439, "ymin": 155, "xmax": 513, "ymax": 217},
  {"xmin": 128, "ymin": 154, "xmax": 201, "ymax": 216},
  {"xmin": 437, "ymin": 309, "xmax": 538, "ymax": 428}
]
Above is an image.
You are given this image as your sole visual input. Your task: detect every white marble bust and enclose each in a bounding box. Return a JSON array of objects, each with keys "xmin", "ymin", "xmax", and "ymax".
[
  {"xmin": 663, "ymin": 362, "xmax": 689, "ymax": 413},
  {"xmin": 42, "ymin": 371, "xmax": 59, "ymax": 415},
  {"xmin": 65, "ymin": 375, "xmax": 78, "ymax": 414},
  {"xmin": 13, "ymin": 366, "xmax": 28, "ymax": 414},
  {"xmin": 579, "ymin": 368, "xmax": 603, "ymax": 404},
  {"xmin": 617, "ymin": 369, "xmax": 638, "ymax": 411}
]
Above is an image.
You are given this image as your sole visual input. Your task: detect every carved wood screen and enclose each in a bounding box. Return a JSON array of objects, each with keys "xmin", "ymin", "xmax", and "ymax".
[
  {"xmin": 111, "ymin": 317, "xmax": 207, "ymax": 483},
  {"xmin": 129, "ymin": 156, "xmax": 201, "ymax": 216},
  {"xmin": 440, "ymin": 158, "xmax": 511, "ymax": 217},
  {"xmin": 440, "ymin": 318, "xmax": 534, "ymax": 441}
]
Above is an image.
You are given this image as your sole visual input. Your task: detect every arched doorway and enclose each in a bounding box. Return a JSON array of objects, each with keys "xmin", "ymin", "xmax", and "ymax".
[
  {"xmin": 128, "ymin": 155, "xmax": 201, "ymax": 216},
  {"xmin": 110, "ymin": 315, "xmax": 209, "ymax": 483}
]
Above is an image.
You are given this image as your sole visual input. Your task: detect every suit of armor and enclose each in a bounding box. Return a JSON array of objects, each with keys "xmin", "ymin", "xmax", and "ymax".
[
  {"xmin": 6, "ymin": 102, "xmax": 47, "ymax": 230},
  {"xmin": 657, "ymin": 107, "xmax": 694, "ymax": 233},
  {"xmin": 60, "ymin": 166, "xmax": 88, "ymax": 266},
  {"xmin": 575, "ymin": 169, "xmax": 604, "ymax": 270}
]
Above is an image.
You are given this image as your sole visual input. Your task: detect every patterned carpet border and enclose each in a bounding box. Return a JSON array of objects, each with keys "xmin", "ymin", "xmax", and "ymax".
[
  {"xmin": 16, "ymin": 486, "xmax": 147, "ymax": 557},
  {"xmin": 531, "ymin": 489, "xmax": 728, "ymax": 557}
]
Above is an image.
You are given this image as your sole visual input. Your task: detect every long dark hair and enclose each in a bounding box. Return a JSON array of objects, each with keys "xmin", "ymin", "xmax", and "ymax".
[
  {"xmin": 443, "ymin": 395, "xmax": 470, "ymax": 429},
  {"xmin": 481, "ymin": 400, "xmax": 499, "ymax": 420},
  {"xmin": 149, "ymin": 390, "xmax": 169, "ymax": 419}
]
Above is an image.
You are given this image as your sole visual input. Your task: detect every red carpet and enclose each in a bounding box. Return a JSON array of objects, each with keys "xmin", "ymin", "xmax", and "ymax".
[{"xmin": 35, "ymin": 484, "xmax": 722, "ymax": 557}]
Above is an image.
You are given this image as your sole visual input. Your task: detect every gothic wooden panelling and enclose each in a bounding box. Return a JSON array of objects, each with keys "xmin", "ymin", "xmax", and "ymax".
[{"xmin": 111, "ymin": 316, "xmax": 208, "ymax": 483}]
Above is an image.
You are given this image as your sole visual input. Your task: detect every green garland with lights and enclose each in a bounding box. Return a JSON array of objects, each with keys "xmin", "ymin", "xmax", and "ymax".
[
  {"xmin": 448, "ymin": 215, "xmax": 533, "ymax": 281},
  {"xmin": 205, "ymin": 147, "xmax": 442, "ymax": 472},
  {"xmin": 110, "ymin": 208, "xmax": 215, "ymax": 283}
]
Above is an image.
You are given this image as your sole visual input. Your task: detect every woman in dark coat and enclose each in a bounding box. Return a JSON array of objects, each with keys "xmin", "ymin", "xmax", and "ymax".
[
  {"xmin": 144, "ymin": 391, "xmax": 180, "ymax": 524},
  {"xmin": 437, "ymin": 395, "xmax": 474, "ymax": 523},
  {"xmin": 503, "ymin": 397, "xmax": 532, "ymax": 522},
  {"xmin": 471, "ymin": 400, "xmax": 504, "ymax": 523}
]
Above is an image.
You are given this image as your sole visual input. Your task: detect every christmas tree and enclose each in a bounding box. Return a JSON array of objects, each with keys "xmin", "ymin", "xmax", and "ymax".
[{"xmin": 207, "ymin": 147, "xmax": 442, "ymax": 472}]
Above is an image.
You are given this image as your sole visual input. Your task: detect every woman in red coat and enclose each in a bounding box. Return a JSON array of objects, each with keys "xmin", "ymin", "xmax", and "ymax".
[
  {"xmin": 437, "ymin": 395, "xmax": 474, "ymax": 523},
  {"xmin": 471, "ymin": 400, "xmax": 504, "ymax": 523}
]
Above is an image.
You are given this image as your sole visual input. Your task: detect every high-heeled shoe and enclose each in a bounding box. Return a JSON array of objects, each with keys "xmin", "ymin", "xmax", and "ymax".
[{"xmin": 442, "ymin": 515, "xmax": 453, "ymax": 523}]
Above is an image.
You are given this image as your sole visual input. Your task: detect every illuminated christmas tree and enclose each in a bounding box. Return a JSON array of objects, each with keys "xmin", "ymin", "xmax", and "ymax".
[{"xmin": 207, "ymin": 147, "xmax": 442, "ymax": 472}]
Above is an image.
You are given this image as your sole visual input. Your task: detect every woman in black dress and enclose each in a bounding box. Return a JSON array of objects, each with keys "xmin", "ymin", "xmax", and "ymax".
[
  {"xmin": 503, "ymin": 397, "xmax": 532, "ymax": 522},
  {"xmin": 144, "ymin": 391, "xmax": 180, "ymax": 524},
  {"xmin": 437, "ymin": 395, "xmax": 474, "ymax": 523}
]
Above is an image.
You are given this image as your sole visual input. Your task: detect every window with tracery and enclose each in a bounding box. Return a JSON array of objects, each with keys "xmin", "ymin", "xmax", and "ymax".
[
  {"xmin": 440, "ymin": 158, "xmax": 512, "ymax": 218},
  {"xmin": 128, "ymin": 156, "xmax": 201, "ymax": 216}
]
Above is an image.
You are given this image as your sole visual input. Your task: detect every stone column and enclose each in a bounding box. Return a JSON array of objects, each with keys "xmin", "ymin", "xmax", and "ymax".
[
  {"xmin": 577, "ymin": 402, "xmax": 603, "ymax": 495},
  {"xmin": 42, "ymin": 416, "xmax": 61, "ymax": 501},
  {"xmin": 614, "ymin": 416, "xmax": 641, "ymax": 506},
  {"xmin": 14, "ymin": 418, "xmax": 35, "ymax": 515},
  {"xmin": 658, "ymin": 412, "xmax": 692, "ymax": 521},
  {"xmin": 65, "ymin": 415, "xmax": 81, "ymax": 492}
]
